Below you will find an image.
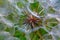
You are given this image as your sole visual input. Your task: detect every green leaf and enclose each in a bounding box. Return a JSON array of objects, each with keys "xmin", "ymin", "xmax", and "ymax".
[
  {"xmin": 4, "ymin": 13, "xmax": 16, "ymax": 23},
  {"xmin": 38, "ymin": 28, "xmax": 48, "ymax": 36},
  {"xmin": 19, "ymin": 14, "xmax": 27, "ymax": 26},
  {"xmin": 30, "ymin": 31, "xmax": 40, "ymax": 40},
  {"xmin": 30, "ymin": 28, "xmax": 48, "ymax": 40},
  {"xmin": 30, "ymin": 2, "xmax": 43, "ymax": 13},
  {"xmin": 45, "ymin": 18, "xmax": 58, "ymax": 31},
  {"xmin": 14, "ymin": 30, "xmax": 26, "ymax": 40},
  {"xmin": 48, "ymin": 6, "xmax": 56, "ymax": 13},
  {"xmin": 46, "ymin": 18, "xmax": 58, "ymax": 27},
  {"xmin": 17, "ymin": 2, "xmax": 24, "ymax": 8},
  {"xmin": 5, "ymin": 27, "xmax": 15, "ymax": 35}
]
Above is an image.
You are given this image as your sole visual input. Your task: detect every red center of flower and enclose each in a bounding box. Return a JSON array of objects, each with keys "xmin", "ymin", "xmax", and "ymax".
[
  {"xmin": 25, "ymin": 15, "xmax": 42, "ymax": 28},
  {"xmin": 27, "ymin": 15, "xmax": 37, "ymax": 23},
  {"xmin": 29, "ymin": 18, "xmax": 36, "ymax": 22}
]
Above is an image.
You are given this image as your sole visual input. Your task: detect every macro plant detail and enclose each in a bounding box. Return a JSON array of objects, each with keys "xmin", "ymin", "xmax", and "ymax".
[
  {"xmin": 0, "ymin": 0, "xmax": 60, "ymax": 40},
  {"xmin": 23, "ymin": 12, "xmax": 42, "ymax": 29}
]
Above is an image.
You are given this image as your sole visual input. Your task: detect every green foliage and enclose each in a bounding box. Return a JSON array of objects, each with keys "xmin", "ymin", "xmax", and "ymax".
[
  {"xmin": 48, "ymin": 6, "xmax": 56, "ymax": 13},
  {"xmin": 17, "ymin": 2, "xmax": 24, "ymax": 8},
  {"xmin": 30, "ymin": 28, "xmax": 48, "ymax": 40},
  {"xmin": 45, "ymin": 18, "xmax": 58, "ymax": 31},
  {"xmin": 14, "ymin": 30, "xmax": 26, "ymax": 40},
  {"xmin": 19, "ymin": 14, "xmax": 27, "ymax": 26},
  {"xmin": 30, "ymin": 1, "xmax": 46, "ymax": 17},
  {"xmin": 30, "ymin": 31, "xmax": 40, "ymax": 40},
  {"xmin": 6, "ymin": 13, "xmax": 14, "ymax": 22},
  {"xmin": 5, "ymin": 27, "xmax": 15, "ymax": 35},
  {"xmin": 46, "ymin": 18, "xmax": 58, "ymax": 27},
  {"xmin": 38, "ymin": 28, "xmax": 48, "ymax": 36},
  {"xmin": 30, "ymin": 2, "xmax": 43, "ymax": 13}
]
